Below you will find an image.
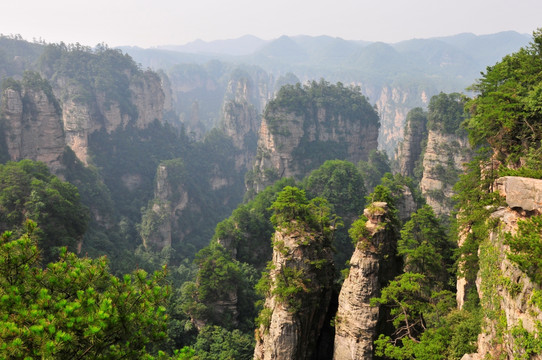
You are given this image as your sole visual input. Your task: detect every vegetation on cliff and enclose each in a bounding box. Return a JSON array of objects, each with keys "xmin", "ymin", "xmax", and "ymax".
[
  {"xmin": 254, "ymin": 186, "xmax": 336, "ymax": 359},
  {"xmin": 0, "ymin": 160, "xmax": 88, "ymax": 264},
  {"xmin": 266, "ymin": 80, "xmax": 378, "ymax": 126},
  {"xmin": 457, "ymin": 28, "xmax": 542, "ymax": 296},
  {"xmin": 448, "ymin": 29, "xmax": 542, "ymax": 359},
  {"xmin": 0, "ymin": 221, "xmax": 172, "ymax": 359},
  {"xmin": 2, "ymin": 29, "xmax": 542, "ymax": 359},
  {"xmin": 250, "ymin": 79, "xmax": 379, "ymax": 186},
  {"xmin": 39, "ymin": 42, "xmax": 141, "ymax": 117},
  {"xmin": 372, "ymin": 204, "xmax": 479, "ymax": 359},
  {"xmin": 466, "ymin": 28, "xmax": 542, "ymax": 170}
]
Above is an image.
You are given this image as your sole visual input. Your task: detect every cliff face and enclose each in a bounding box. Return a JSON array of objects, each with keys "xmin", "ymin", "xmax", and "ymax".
[
  {"xmin": 140, "ymin": 162, "xmax": 188, "ymax": 250},
  {"xmin": 254, "ymin": 221, "xmax": 335, "ymax": 360},
  {"xmin": 419, "ymin": 129, "xmax": 472, "ymax": 217},
  {"xmin": 462, "ymin": 177, "xmax": 542, "ymax": 360},
  {"xmin": 333, "ymin": 202, "xmax": 399, "ymax": 360},
  {"xmin": 141, "ymin": 137, "xmax": 244, "ymax": 251},
  {"xmin": 166, "ymin": 64, "xmax": 272, "ymax": 137},
  {"xmin": 1, "ymin": 83, "xmax": 64, "ymax": 174},
  {"xmin": 55, "ymin": 71, "xmax": 165, "ymax": 164},
  {"xmin": 359, "ymin": 84, "xmax": 430, "ymax": 157},
  {"xmin": 221, "ymin": 76, "xmax": 261, "ymax": 171},
  {"xmin": 394, "ymin": 108, "xmax": 427, "ymax": 178},
  {"xmin": 252, "ymin": 105, "xmax": 379, "ymax": 192}
]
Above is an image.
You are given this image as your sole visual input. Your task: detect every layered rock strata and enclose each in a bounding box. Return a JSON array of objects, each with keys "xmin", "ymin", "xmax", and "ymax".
[
  {"xmin": 419, "ymin": 129, "xmax": 472, "ymax": 216},
  {"xmin": 252, "ymin": 106, "xmax": 379, "ymax": 192},
  {"xmin": 140, "ymin": 163, "xmax": 187, "ymax": 250},
  {"xmin": 254, "ymin": 221, "xmax": 335, "ymax": 360},
  {"xmin": 394, "ymin": 107, "xmax": 427, "ymax": 178},
  {"xmin": 333, "ymin": 202, "xmax": 399, "ymax": 360},
  {"xmin": 462, "ymin": 176, "xmax": 542, "ymax": 360},
  {"xmin": 221, "ymin": 76, "xmax": 260, "ymax": 171},
  {"xmin": 1, "ymin": 84, "xmax": 65, "ymax": 174},
  {"xmin": 55, "ymin": 70, "xmax": 165, "ymax": 164}
]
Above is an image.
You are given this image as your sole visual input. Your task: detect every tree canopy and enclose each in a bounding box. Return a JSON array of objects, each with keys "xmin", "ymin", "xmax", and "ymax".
[
  {"xmin": 0, "ymin": 221, "xmax": 170, "ymax": 359},
  {"xmin": 466, "ymin": 29, "xmax": 542, "ymax": 166},
  {"xmin": 0, "ymin": 160, "xmax": 89, "ymax": 264}
]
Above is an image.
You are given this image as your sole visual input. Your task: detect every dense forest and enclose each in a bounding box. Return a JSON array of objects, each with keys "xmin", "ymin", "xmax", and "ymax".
[{"xmin": 0, "ymin": 28, "xmax": 542, "ymax": 359}]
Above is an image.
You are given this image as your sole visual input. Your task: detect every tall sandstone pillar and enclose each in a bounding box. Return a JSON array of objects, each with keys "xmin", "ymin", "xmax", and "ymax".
[
  {"xmin": 333, "ymin": 202, "xmax": 399, "ymax": 360},
  {"xmin": 253, "ymin": 220, "xmax": 335, "ymax": 360}
]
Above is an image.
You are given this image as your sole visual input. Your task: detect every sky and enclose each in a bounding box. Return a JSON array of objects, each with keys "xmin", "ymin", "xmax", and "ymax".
[{"xmin": 1, "ymin": 0, "xmax": 541, "ymax": 48}]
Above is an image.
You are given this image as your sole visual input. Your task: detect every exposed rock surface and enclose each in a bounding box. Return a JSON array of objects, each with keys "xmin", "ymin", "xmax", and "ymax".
[
  {"xmin": 333, "ymin": 202, "xmax": 399, "ymax": 360},
  {"xmin": 419, "ymin": 129, "xmax": 472, "ymax": 216},
  {"xmin": 1, "ymin": 85, "xmax": 65, "ymax": 173},
  {"xmin": 254, "ymin": 221, "xmax": 335, "ymax": 360},
  {"xmin": 394, "ymin": 108, "xmax": 427, "ymax": 178},
  {"xmin": 54, "ymin": 70, "xmax": 165, "ymax": 164},
  {"xmin": 396, "ymin": 185, "xmax": 418, "ymax": 223},
  {"xmin": 455, "ymin": 225, "xmax": 473, "ymax": 310},
  {"xmin": 495, "ymin": 176, "xmax": 542, "ymax": 212},
  {"xmin": 252, "ymin": 105, "xmax": 379, "ymax": 192},
  {"xmin": 221, "ymin": 76, "xmax": 260, "ymax": 171},
  {"xmin": 140, "ymin": 163, "xmax": 188, "ymax": 250},
  {"xmin": 462, "ymin": 176, "xmax": 542, "ymax": 360},
  {"xmin": 360, "ymin": 85, "xmax": 430, "ymax": 157}
]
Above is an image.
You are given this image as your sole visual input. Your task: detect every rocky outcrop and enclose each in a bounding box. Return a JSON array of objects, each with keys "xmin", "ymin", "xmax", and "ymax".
[
  {"xmin": 396, "ymin": 185, "xmax": 418, "ymax": 223},
  {"xmin": 1, "ymin": 82, "xmax": 65, "ymax": 174},
  {"xmin": 495, "ymin": 176, "xmax": 542, "ymax": 212},
  {"xmin": 254, "ymin": 220, "xmax": 335, "ymax": 360},
  {"xmin": 221, "ymin": 76, "xmax": 261, "ymax": 171},
  {"xmin": 167, "ymin": 64, "xmax": 272, "ymax": 137},
  {"xmin": 333, "ymin": 202, "xmax": 399, "ymax": 360},
  {"xmin": 251, "ymin": 89, "xmax": 379, "ymax": 192},
  {"xmin": 56, "ymin": 70, "xmax": 165, "ymax": 164},
  {"xmin": 460, "ymin": 177, "xmax": 542, "ymax": 360},
  {"xmin": 419, "ymin": 129, "xmax": 472, "ymax": 217},
  {"xmin": 395, "ymin": 107, "xmax": 427, "ymax": 178},
  {"xmin": 358, "ymin": 84, "xmax": 430, "ymax": 157},
  {"xmin": 140, "ymin": 163, "xmax": 188, "ymax": 250}
]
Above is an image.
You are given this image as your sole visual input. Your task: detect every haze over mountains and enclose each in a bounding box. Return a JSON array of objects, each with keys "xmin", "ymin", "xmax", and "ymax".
[
  {"xmin": 2, "ymin": 24, "xmax": 542, "ymax": 359},
  {"xmin": 119, "ymin": 30, "xmax": 530, "ymax": 154},
  {"xmin": 121, "ymin": 31, "xmax": 529, "ymax": 77}
]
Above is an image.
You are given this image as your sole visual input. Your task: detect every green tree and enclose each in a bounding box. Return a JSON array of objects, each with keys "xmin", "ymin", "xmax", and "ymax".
[
  {"xmin": 213, "ymin": 177, "xmax": 297, "ymax": 267},
  {"xmin": 0, "ymin": 160, "xmax": 89, "ymax": 263},
  {"xmin": 190, "ymin": 325, "xmax": 254, "ymax": 360},
  {"xmin": 181, "ymin": 243, "xmax": 242, "ymax": 329},
  {"xmin": 269, "ymin": 186, "xmax": 311, "ymax": 227},
  {"xmin": 303, "ymin": 160, "xmax": 366, "ymax": 270},
  {"xmin": 270, "ymin": 186, "xmax": 339, "ymax": 236},
  {"xmin": 427, "ymin": 92, "xmax": 466, "ymax": 135},
  {"xmin": 0, "ymin": 221, "xmax": 170, "ymax": 359},
  {"xmin": 304, "ymin": 160, "xmax": 366, "ymax": 219},
  {"xmin": 398, "ymin": 205, "xmax": 454, "ymax": 286},
  {"xmin": 358, "ymin": 150, "xmax": 392, "ymax": 192},
  {"xmin": 372, "ymin": 273, "xmax": 457, "ymax": 360},
  {"xmin": 505, "ymin": 214, "xmax": 542, "ymax": 285},
  {"xmin": 466, "ymin": 29, "xmax": 542, "ymax": 166}
]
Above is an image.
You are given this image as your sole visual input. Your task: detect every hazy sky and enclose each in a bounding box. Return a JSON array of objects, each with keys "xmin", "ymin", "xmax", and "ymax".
[{"xmin": 2, "ymin": 0, "xmax": 541, "ymax": 47}]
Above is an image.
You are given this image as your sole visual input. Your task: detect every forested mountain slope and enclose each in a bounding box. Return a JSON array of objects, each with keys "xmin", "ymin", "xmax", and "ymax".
[
  {"xmin": 1, "ymin": 29, "xmax": 542, "ymax": 359},
  {"xmin": 121, "ymin": 31, "xmax": 530, "ymax": 155}
]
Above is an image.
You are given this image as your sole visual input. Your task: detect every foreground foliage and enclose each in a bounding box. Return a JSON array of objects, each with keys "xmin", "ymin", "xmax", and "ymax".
[
  {"xmin": 466, "ymin": 29, "xmax": 542, "ymax": 168},
  {"xmin": 0, "ymin": 221, "xmax": 170, "ymax": 359},
  {"xmin": 0, "ymin": 160, "xmax": 89, "ymax": 264},
  {"xmin": 506, "ymin": 214, "xmax": 542, "ymax": 285},
  {"xmin": 372, "ymin": 205, "xmax": 479, "ymax": 359}
]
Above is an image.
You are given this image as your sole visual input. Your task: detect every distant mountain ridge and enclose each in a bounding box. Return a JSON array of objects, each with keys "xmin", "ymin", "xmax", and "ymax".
[
  {"xmin": 116, "ymin": 31, "xmax": 531, "ymax": 154},
  {"xmin": 127, "ymin": 31, "xmax": 529, "ymax": 64},
  {"xmin": 120, "ymin": 31, "xmax": 530, "ymax": 84},
  {"xmin": 156, "ymin": 35, "xmax": 269, "ymax": 56}
]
